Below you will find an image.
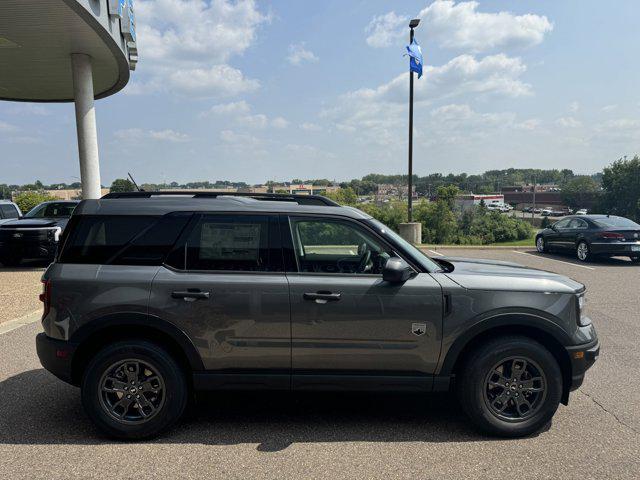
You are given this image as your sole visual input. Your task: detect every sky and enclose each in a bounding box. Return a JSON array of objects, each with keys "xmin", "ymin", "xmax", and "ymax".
[{"xmin": 1, "ymin": 0, "xmax": 639, "ymax": 186}]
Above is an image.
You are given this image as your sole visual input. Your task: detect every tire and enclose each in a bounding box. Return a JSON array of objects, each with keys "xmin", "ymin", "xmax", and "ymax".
[
  {"xmin": 81, "ymin": 340, "xmax": 188, "ymax": 440},
  {"xmin": 576, "ymin": 241, "xmax": 591, "ymax": 262},
  {"xmin": 457, "ymin": 335, "xmax": 562, "ymax": 438},
  {"xmin": 535, "ymin": 236, "xmax": 548, "ymax": 253}
]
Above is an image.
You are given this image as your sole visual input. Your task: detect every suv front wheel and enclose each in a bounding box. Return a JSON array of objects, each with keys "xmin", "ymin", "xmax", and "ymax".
[
  {"xmin": 81, "ymin": 340, "xmax": 188, "ymax": 440},
  {"xmin": 457, "ymin": 336, "xmax": 562, "ymax": 437}
]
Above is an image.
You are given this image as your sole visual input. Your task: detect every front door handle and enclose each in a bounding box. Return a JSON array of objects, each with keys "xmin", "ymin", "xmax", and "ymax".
[
  {"xmin": 303, "ymin": 292, "xmax": 341, "ymax": 303},
  {"xmin": 171, "ymin": 290, "xmax": 210, "ymax": 301}
]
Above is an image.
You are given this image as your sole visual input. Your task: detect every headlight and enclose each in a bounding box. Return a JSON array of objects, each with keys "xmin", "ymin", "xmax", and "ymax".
[{"xmin": 577, "ymin": 293, "xmax": 590, "ymax": 326}]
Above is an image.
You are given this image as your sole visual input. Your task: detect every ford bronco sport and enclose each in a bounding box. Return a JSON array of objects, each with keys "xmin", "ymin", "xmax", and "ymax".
[{"xmin": 36, "ymin": 192, "xmax": 599, "ymax": 439}]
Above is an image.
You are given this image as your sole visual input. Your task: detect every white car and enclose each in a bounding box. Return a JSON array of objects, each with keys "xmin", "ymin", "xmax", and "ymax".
[
  {"xmin": 541, "ymin": 209, "xmax": 552, "ymax": 216},
  {"xmin": 575, "ymin": 209, "xmax": 588, "ymax": 215},
  {"xmin": 0, "ymin": 200, "xmax": 22, "ymax": 225}
]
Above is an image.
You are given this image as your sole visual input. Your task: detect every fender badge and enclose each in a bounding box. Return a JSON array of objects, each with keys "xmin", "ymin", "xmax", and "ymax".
[{"xmin": 412, "ymin": 323, "xmax": 427, "ymax": 336}]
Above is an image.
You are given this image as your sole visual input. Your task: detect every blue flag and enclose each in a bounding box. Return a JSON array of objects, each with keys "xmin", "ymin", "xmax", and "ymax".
[{"xmin": 405, "ymin": 38, "xmax": 423, "ymax": 78}]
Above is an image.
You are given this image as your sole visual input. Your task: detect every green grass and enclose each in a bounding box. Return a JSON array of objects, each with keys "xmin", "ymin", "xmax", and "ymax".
[{"xmin": 491, "ymin": 235, "xmax": 536, "ymax": 246}]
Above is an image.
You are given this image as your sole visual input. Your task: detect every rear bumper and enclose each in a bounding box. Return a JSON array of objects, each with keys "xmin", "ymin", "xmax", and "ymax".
[
  {"xmin": 590, "ymin": 241, "xmax": 640, "ymax": 257},
  {"xmin": 36, "ymin": 332, "xmax": 78, "ymax": 385},
  {"xmin": 565, "ymin": 338, "xmax": 600, "ymax": 391}
]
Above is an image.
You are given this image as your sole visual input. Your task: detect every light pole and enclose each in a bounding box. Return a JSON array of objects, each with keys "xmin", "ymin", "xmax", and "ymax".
[{"xmin": 407, "ymin": 18, "xmax": 420, "ymax": 222}]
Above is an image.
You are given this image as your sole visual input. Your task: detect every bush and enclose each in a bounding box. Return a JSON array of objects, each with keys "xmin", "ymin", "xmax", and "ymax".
[{"xmin": 13, "ymin": 191, "xmax": 57, "ymax": 214}]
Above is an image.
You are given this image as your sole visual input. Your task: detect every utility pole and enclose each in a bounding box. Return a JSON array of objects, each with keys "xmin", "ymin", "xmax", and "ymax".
[
  {"xmin": 532, "ymin": 175, "xmax": 537, "ymax": 220},
  {"xmin": 407, "ymin": 18, "xmax": 420, "ymax": 222}
]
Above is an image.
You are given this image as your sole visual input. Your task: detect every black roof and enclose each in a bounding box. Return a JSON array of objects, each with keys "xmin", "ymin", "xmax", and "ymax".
[{"xmin": 74, "ymin": 192, "xmax": 370, "ymax": 219}]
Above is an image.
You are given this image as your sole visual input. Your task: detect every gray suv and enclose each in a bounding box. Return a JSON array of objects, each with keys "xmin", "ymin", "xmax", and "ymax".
[{"xmin": 36, "ymin": 192, "xmax": 599, "ymax": 439}]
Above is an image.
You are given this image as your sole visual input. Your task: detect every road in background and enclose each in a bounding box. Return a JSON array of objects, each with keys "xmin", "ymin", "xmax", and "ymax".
[{"xmin": 0, "ymin": 250, "xmax": 638, "ymax": 479}]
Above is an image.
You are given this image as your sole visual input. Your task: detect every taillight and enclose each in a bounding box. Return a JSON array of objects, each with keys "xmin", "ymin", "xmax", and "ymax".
[
  {"xmin": 598, "ymin": 232, "xmax": 625, "ymax": 240},
  {"xmin": 40, "ymin": 279, "xmax": 51, "ymax": 319}
]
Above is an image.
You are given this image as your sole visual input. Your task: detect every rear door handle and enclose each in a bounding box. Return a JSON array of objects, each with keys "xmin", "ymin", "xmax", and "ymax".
[
  {"xmin": 171, "ymin": 290, "xmax": 210, "ymax": 301},
  {"xmin": 303, "ymin": 292, "xmax": 341, "ymax": 303}
]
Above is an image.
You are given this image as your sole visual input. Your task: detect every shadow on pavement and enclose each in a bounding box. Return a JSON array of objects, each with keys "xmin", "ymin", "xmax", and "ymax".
[{"xmin": 0, "ymin": 369, "xmax": 546, "ymax": 449}]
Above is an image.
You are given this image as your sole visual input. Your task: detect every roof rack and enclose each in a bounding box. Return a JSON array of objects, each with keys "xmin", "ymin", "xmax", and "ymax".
[{"xmin": 101, "ymin": 191, "xmax": 340, "ymax": 206}]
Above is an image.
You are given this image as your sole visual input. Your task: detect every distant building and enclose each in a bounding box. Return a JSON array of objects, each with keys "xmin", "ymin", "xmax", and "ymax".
[
  {"xmin": 375, "ymin": 184, "xmax": 416, "ymax": 201},
  {"xmin": 270, "ymin": 184, "xmax": 339, "ymax": 195},
  {"xmin": 46, "ymin": 188, "xmax": 109, "ymax": 200},
  {"xmin": 456, "ymin": 194, "xmax": 505, "ymax": 211}
]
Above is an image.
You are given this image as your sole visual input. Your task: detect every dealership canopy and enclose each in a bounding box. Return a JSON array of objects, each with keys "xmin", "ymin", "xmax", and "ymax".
[{"xmin": 0, "ymin": 0, "xmax": 138, "ymax": 198}]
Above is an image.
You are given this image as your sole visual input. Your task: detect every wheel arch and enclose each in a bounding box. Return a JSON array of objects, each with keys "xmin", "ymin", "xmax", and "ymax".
[
  {"xmin": 440, "ymin": 314, "xmax": 573, "ymax": 404},
  {"xmin": 70, "ymin": 313, "xmax": 204, "ymax": 386}
]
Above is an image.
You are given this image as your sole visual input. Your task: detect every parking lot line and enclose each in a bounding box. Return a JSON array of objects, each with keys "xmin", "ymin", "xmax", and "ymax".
[
  {"xmin": 0, "ymin": 309, "xmax": 41, "ymax": 336},
  {"xmin": 511, "ymin": 250, "xmax": 596, "ymax": 270},
  {"xmin": 428, "ymin": 249, "xmax": 444, "ymax": 256}
]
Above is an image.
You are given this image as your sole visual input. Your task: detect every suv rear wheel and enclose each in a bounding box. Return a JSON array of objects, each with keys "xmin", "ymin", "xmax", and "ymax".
[
  {"xmin": 81, "ymin": 340, "xmax": 188, "ymax": 440},
  {"xmin": 457, "ymin": 336, "xmax": 562, "ymax": 437}
]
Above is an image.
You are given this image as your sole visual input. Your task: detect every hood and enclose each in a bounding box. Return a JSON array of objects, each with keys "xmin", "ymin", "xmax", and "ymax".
[
  {"xmin": 437, "ymin": 256, "xmax": 584, "ymax": 294},
  {"xmin": 0, "ymin": 218, "xmax": 68, "ymax": 229}
]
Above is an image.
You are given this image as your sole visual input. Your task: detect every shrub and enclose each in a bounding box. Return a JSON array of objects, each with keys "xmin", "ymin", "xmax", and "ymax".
[{"xmin": 13, "ymin": 191, "xmax": 57, "ymax": 214}]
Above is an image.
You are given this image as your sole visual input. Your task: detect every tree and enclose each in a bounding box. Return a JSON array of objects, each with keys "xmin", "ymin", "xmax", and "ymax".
[
  {"xmin": 601, "ymin": 155, "xmax": 640, "ymax": 221},
  {"xmin": 109, "ymin": 178, "xmax": 135, "ymax": 193},
  {"xmin": 325, "ymin": 187, "xmax": 357, "ymax": 205},
  {"xmin": 561, "ymin": 176, "xmax": 599, "ymax": 210},
  {"xmin": 13, "ymin": 191, "xmax": 57, "ymax": 213}
]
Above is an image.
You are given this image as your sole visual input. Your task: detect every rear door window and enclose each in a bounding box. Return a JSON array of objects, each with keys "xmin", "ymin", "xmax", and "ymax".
[{"xmin": 166, "ymin": 214, "xmax": 282, "ymax": 272}]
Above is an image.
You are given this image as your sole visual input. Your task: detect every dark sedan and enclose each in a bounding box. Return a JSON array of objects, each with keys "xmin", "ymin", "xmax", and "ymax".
[
  {"xmin": 0, "ymin": 200, "xmax": 78, "ymax": 266},
  {"xmin": 536, "ymin": 215, "xmax": 640, "ymax": 263}
]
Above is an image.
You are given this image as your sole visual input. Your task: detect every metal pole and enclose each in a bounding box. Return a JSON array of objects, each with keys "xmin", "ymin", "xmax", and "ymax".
[
  {"xmin": 408, "ymin": 27, "xmax": 415, "ymax": 222},
  {"xmin": 71, "ymin": 53, "xmax": 101, "ymax": 199},
  {"xmin": 532, "ymin": 175, "xmax": 536, "ymax": 220}
]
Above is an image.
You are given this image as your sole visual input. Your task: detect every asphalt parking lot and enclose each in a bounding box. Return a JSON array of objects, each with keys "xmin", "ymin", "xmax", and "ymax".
[{"xmin": 0, "ymin": 250, "xmax": 638, "ymax": 479}]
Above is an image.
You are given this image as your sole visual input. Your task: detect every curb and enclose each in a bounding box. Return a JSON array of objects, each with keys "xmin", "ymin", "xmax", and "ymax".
[
  {"xmin": 418, "ymin": 245, "xmax": 535, "ymax": 251},
  {"xmin": 0, "ymin": 309, "xmax": 42, "ymax": 336}
]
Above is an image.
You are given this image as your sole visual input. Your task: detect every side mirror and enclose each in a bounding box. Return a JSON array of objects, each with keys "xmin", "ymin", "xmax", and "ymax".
[{"xmin": 383, "ymin": 257, "xmax": 413, "ymax": 283}]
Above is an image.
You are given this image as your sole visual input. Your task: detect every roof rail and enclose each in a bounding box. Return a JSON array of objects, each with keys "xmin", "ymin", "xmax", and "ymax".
[{"xmin": 101, "ymin": 191, "xmax": 340, "ymax": 206}]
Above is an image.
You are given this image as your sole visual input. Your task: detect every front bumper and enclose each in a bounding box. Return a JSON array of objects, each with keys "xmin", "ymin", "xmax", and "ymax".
[
  {"xmin": 0, "ymin": 238, "xmax": 57, "ymax": 260},
  {"xmin": 565, "ymin": 338, "xmax": 600, "ymax": 391},
  {"xmin": 36, "ymin": 332, "xmax": 78, "ymax": 385},
  {"xmin": 590, "ymin": 241, "xmax": 640, "ymax": 257}
]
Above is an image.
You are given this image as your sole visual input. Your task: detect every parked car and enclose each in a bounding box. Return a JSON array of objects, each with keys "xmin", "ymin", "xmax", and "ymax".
[
  {"xmin": 575, "ymin": 209, "xmax": 588, "ymax": 215},
  {"xmin": 536, "ymin": 214, "xmax": 640, "ymax": 262},
  {"xmin": 533, "ymin": 208, "xmax": 542, "ymax": 214},
  {"xmin": 0, "ymin": 200, "xmax": 22, "ymax": 225},
  {"xmin": 522, "ymin": 206, "xmax": 532, "ymax": 213},
  {"xmin": 37, "ymin": 192, "xmax": 599, "ymax": 439},
  {"xmin": 541, "ymin": 209, "xmax": 552, "ymax": 216},
  {"xmin": 0, "ymin": 200, "xmax": 78, "ymax": 266},
  {"xmin": 549, "ymin": 209, "xmax": 565, "ymax": 217}
]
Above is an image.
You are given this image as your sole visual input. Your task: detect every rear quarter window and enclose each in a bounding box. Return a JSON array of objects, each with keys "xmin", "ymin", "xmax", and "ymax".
[{"xmin": 59, "ymin": 214, "xmax": 191, "ymax": 265}]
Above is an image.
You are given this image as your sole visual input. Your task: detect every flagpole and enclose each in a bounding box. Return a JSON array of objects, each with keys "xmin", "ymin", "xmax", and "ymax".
[{"xmin": 407, "ymin": 19, "xmax": 420, "ymax": 222}]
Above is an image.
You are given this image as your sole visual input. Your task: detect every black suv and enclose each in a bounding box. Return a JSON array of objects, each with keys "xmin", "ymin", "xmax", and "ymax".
[
  {"xmin": 36, "ymin": 192, "xmax": 599, "ymax": 439},
  {"xmin": 0, "ymin": 200, "xmax": 78, "ymax": 266}
]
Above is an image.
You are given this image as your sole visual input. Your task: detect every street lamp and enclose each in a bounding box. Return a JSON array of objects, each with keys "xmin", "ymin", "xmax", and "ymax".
[{"xmin": 407, "ymin": 18, "xmax": 420, "ymax": 222}]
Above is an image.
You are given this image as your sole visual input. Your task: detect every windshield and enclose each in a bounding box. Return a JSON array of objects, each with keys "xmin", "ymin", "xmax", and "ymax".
[
  {"xmin": 594, "ymin": 216, "xmax": 640, "ymax": 229},
  {"xmin": 367, "ymin": 218, "xmax": 442, "ymax": 272},
  {"xmin": 25, "ymin": 202, "xmax": 76, "ymax": 218}
]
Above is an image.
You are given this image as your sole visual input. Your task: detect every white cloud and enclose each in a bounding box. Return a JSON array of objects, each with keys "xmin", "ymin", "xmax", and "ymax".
[
  {"xmin": 556, "ymin": 116, "xmax": 582, "ymax": 128},
  {"xmin": 365, "ymin": 1, "xmax": 552, "ymax": 52},
  {"xmin": 287, "ymin": 42, "xmax": 319, "ymax": 65},
  {"xmin": 131, "ymin": 0, "xmax": 268, "ymax": 96},
  {"xmin": 601, "ymin": 104, "xmax": 618, "ymax": 112},
  {"xmin": 419, "ymin": 0, "xmax": 552, "ymax": 52},
  {"xmin": 219, "ymin": 129, "xmax": 262, "ymax": 146},
  {"xmin": 569, "ymin": 101, "xmax": 580, "ymax": 112},
  {"xmin": 201, "ymin": 101, "xmax": 288, "ymax": 129},
  {"xmin": 0, "ymin": 121, "xmax": 18, "ymax": 133},
  {"xmin": 365, "ymin": 12, "xmax": 409, "ymax": 48},
  {"xmin": 166, "ymin": 65, "xmax": 260, "ymax": 97},
  {"xmin": 300, "ymin": 122, "xmax": 322, "ymax": 131},
  {"xmin": 115, "ymin": 128, "xmax": 190, "ymax": 142},
  {"xmin": 593, "ymin": 118, "xmax": 640, "ymax": 142}
]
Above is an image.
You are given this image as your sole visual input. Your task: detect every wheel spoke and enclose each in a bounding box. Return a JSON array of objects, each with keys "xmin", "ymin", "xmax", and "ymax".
[
  {"xmin": 140, "ymin": 376, "xmax": 161, "ymax": 393},
  {"xmin": 514, "ymin": 395, "xmax": 532, "ymax": 417},
  {"xmin": 135, "ymin": 393, "xmax": 156, "ymax": 417},
  {"xmin": 112, "ymin": 396, "xmax": 134, "ymax": 418},
  {"xmin": 124, "ymin": 362, "xmax": 140, "ymax": 383},
  {"xmin": 102, "ymin": 377, "xmax": 129, "ymax": 393},
  {"xmin": 511, "ymin": 359, "xmax": 527, "ymax": 380},
  {"xmin": 520, "ymin": 377, "xmax": 544, "ymax": 392},
  {"xmin": 491, "ymin": 391, "xmax": 511, "ymax": 412}
]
